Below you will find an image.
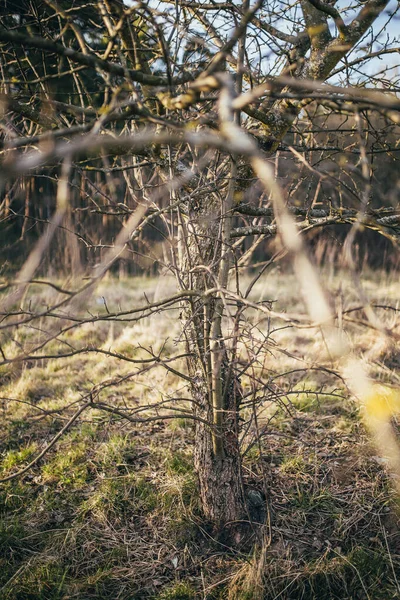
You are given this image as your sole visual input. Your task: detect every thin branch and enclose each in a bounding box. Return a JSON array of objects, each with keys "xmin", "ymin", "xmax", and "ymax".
[
  {"xmin": 0, "ymin": 27, "xmax": 194, "ymax": 87},
  {"xmin": 0, "ymin": 401, "xmax": 91, "ymax": 483}
]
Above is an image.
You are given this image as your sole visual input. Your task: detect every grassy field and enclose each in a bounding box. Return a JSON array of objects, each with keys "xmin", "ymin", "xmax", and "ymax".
[{"xmin": 1, "ymin": 268, "xmax": 400, "ymax": 599}]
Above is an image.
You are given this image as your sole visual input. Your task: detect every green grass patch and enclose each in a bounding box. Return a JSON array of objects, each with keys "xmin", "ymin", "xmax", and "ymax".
[
  {"xmin": 41, "ymin": 442, "xmax": 88, "ymax": 488},
  {"xmin": 165, "ymin": 450, "xmax": 193, "ymax": 476},
  {"xmin": 2, "ymin": 559, "xmax": 68, "ymax": 600},
  {"xmin": 157, "ymin": 581, "xmax": 196, "ymax": 600},
  {"xmin": 1, "ymin": 442, "xmax": 37, "ymax": 472},
  {"xmin": 291, "ymin": 487, "xmax": 337, "ymax": 512},
  {"xmin": 80, "ymin": 474, "xmax": 158, "ymax": 520},
  {"xmin": 279, "ymin": 454, "xmax": 306, "ymax": 475}
]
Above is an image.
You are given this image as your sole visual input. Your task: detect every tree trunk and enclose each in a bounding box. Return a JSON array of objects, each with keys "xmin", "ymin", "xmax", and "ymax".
[
  {"xmin": 178, "ymin": 180, "xmax": 246, "ymax": 528},
  {"xmin": 190, "ymin": 352, "xmax": 244, "ymax": 526}
]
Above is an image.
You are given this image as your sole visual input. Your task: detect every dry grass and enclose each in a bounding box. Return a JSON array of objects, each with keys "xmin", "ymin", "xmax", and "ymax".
[{"xmin": 1, "ymin": 268, "xmax": 400, "ymax": 599}]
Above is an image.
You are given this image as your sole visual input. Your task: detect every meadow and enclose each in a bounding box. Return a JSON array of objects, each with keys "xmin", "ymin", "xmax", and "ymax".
[{"xmin": 1, "ymin": 267, "xmax": 400, "ymax": 599}]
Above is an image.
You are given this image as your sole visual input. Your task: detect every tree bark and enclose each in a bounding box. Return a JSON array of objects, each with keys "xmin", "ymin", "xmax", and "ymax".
[
  {"xmin": 190, "ymin": 360, "xmax": 244, "ymax": 526},
  {"xmin": 178, "ymin": 179, "xmax": 245, "ymax": 528}
]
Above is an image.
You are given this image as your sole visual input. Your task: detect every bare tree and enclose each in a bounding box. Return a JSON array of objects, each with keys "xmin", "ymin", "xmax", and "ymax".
[{"xmin": 1, "ymin": 0, "xmax": 400, "ymax": 532}]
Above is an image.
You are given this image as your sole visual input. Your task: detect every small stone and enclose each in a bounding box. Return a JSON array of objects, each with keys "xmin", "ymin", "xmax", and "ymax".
[{"xmin": 247, "ymin": 489, "xmax": 264, "ymax": 507}]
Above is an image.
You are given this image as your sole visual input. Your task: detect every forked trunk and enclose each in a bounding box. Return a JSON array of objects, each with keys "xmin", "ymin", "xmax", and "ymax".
[{"xmin": 178, "ymin": 185, "xmax": 246, "ymax": 528}]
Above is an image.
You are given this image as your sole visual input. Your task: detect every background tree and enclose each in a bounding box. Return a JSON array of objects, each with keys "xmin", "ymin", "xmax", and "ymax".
[{"xmin": 1, "ymin": 0, "xmax": 400, "ymax": 535}]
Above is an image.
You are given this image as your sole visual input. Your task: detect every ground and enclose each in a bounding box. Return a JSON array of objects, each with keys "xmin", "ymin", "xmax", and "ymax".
[{"xmin": 1, "ymin": 267, "xmax": 399, "ymax": 599}]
